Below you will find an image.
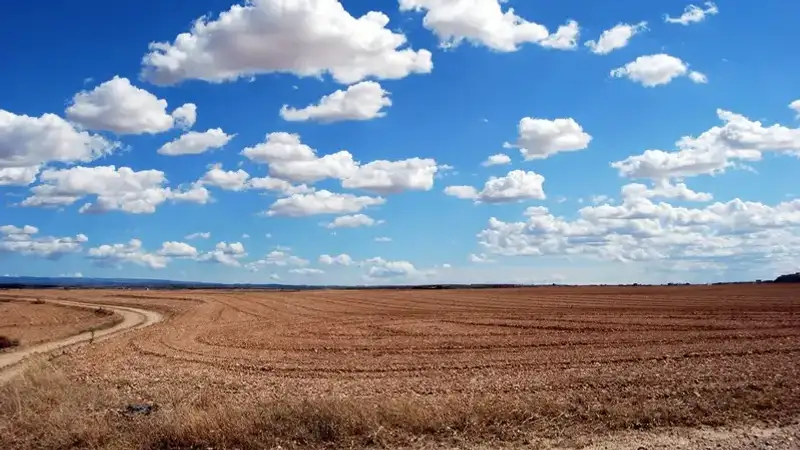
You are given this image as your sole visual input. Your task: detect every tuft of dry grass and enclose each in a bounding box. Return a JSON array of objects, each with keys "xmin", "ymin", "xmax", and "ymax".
[{"xmin": 0, "ymin": 335, "xmax": 20, "ymax": 350}]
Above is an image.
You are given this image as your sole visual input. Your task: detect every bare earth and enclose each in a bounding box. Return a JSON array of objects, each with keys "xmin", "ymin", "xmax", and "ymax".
[
  {"xmin": 0, "ymin": 284, "xmax": 798, "ymax": 449},
  {"xmin": 0, "ymin": 295, "xmax": 120, "ymax": 349},
  {"xmin": 0, "ymin": 299, "xmax": 162, "ymax": 383}
]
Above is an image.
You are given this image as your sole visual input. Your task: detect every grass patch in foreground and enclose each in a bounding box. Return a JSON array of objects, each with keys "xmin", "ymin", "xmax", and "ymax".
[{"xmin": 2, "ymin": 361, "xmax": 797, "ymax": 450}]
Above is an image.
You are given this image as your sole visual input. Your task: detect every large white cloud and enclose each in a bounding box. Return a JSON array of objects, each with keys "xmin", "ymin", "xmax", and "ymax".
[
  {"xmin": 65, "ymin": 76, "xmax": 196, "ymax": 134},
  {"xmin": 158, "ymin": 128, "xmax": 234, "ymax": 156},
  {"xmin": 0, "ymin": 225, "xmax": 87, "ymax": 259},
  {"xmin": 585, "ymin": 21, "xmax": 647, "ymax": 55},
  {"xmin": 399, "ymin": 0, "xmax": 579, "ymax": 51},
  {"xmin": 280, "ymin": 81, "xmax": 391, "ymax": 123},
  {"xmin": 88, "ymin": 239, "xmax": 168, "ymax": 269},
  {"xmin": 611, "ymin": 54, "xmax": 707, "ymax": 87},
  {"xmin": 0, "ymin": 109, "xmax": 118, "ymax": 184},
  {"xmin": 665, "ymin": 2, "xmax": 718, "ymax": 26},
  {"xmin": 140, "ymin": 0, "xmax": 432, "ymax": 86},
  {"xmin": 342, "ymin": 158, "xmax": 439, "ymax": 194},
  {"xmin": 242, "ymin": 132, "xmax": 357, "ymax": 183},
  {"xmin": 611, "ymin": 104, "xmax": 800, "ymax": 181},
  {"xmin": 445, "ymin": 170, "xmax": 545, "ymax": 203},
  {"xmin": 241, "ymin": 132, "xmax": 440, "ymax": 193},
  {"xmin": 267, "ymin": 190, "xmax": 385, "ymax": 217},
  {"xmin": 22, "ymin": 166, "xmax": 209, "ymax": 214},
  {"xmin": 504, "ymin": 117, "xmax": 592, "ymax": 160}
]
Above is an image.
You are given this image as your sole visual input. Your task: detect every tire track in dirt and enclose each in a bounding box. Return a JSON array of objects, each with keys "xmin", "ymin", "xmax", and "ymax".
[{"xmin": 0, "ymin": 299, "xmax": 163, "ymax": 383}]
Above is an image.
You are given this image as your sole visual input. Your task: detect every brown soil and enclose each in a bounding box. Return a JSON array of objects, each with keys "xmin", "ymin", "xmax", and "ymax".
[
  {"xmin": 0, "ymin": 296, "xmax": 120, "ymax": 350},
  {"xmin": 0, "ymin": 284, "xmax": 798, "ymax": 449}
]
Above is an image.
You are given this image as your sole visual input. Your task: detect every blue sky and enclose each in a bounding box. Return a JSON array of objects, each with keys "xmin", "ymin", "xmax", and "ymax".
[{"xmin": 1, "ymin": 0, "xmax": 799, "ymax": 285}]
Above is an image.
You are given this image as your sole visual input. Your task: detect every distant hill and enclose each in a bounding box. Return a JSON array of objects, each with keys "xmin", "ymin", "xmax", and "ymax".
[
  {"xmin": 0, "ymin": 276, "xmax": 532, "ymax": 291},
  {"xmin": 0, "ymin": 276, "xmax": 313, "ymax": 290}
]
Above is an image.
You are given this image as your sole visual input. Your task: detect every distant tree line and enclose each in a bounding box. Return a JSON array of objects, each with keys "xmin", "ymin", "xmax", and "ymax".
[{"xmin": 774, "ymin": 272, "xmax": 800, "ymax": 283}]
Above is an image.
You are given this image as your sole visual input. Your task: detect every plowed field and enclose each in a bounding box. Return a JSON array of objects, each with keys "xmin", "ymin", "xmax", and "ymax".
[
  {"xmin": 0, "ymin": 296, "xmax": 119, "ymax": 349},
  {"xmin": 1, "ymin": 284, "xmax": 799, "ymax": 449}
]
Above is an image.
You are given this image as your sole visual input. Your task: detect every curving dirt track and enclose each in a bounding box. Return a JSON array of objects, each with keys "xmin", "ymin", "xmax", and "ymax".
[
  {"xmin": 0, "ymin": 297, "xmax": 120, "ymax": 349},
  {"xmin": 0, "ymin": 299, "xmax": 163, "ymax": 383},
  {"xmin": 1, "ymin": 284, "xmax": 799, "ymax": 449}
]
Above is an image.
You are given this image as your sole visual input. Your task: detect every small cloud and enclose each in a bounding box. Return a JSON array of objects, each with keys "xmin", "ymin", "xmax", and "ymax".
[
  {"xmin": 374, "ymin": 236, "xmax": 392, "ymax": 242},
  {"xmin": 185, "ymin": 232, "xmax": 211, "ymax": 240},
  {"xmin": 242, "ymin": 233, "xmax": 250, "ymax": 239},
  {"xmin": 468, "ymin": 253, "xmax": 496, "ymax": 264}
]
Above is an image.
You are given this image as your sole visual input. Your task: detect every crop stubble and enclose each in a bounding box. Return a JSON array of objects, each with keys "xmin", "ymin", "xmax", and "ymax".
[{"xmin": 1, "ymin": 284, "xmax": 799, "ymax": 448}]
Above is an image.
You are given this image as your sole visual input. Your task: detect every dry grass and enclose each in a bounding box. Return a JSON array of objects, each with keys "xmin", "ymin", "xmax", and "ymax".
[
  {"xmin": 0, "ymin": 285, "xmax": 798, "ymax": 449},
  {"xmin": 6, "ymin": 360, "xmax": 789, "ymax": 450}
]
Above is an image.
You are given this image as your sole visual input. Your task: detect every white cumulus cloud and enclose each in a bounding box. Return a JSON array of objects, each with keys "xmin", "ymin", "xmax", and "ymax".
[
  {"xmin": 88, "ymin": 239, "xmax": 168, "ymax": 269},
  {"xmin": 267, "ymin": 190, "xmax": 385, "ymax": 217},
  {"xmin": 665, "ymin": 2, "xmax": 718, "ymax": 26},
  {"xmin": 0, "ymin": 225, "xmax": 87, "ymax": 259},
  {"xmin": 504, "ymin": 117, "xmax": 592, "ymax": 160},
  {"xmin": 444, "ymin": 170, "xmax": 546, "ymax": 203},
  {"xmin": 22, "ymin": 166, "xmax": 209, "ymax": 214},
  {"xmin": 611, "ymin": 105, "xmax": 800, "ymax": 181},
  {"xmin": 158, "ymin": 241, "xmax": 199, "ymax": 258},
  {"xmin": 611, "ymin": 54, "xmax": 707, "ymax": 87},
  {"xmin": 585, "ymin": 21, "xmax": 647, "ymax": 55},
  {"xmin": 158, "ymin": 128, "xmax": 234, "ymax": 156},
  {"xmin": 242, "ymin": 132, "xmax": 439, "ymax": 193},
  {"xmin": 280, "ymin": 81, "xmax": 391, "ymax": 123},
  {"xmin": 65, "ymin": 76, "xmax": 196, "ymax": 134},
  {"xmin": 399, "ymin": 0, "xmax": 579, "ymax": 51},
  {"xmin": 325, "ymin": 214, "xmax": 383, "ymax": 228},
  {"xmin": 198, "ymin": 241, "xmax": 248, "ymax": 267},
  {"xmin": 141, "ymin": 0, "xmax": 432, "ymax": 85},
  {"xmin": 481, "ymin": 153, "xmax": 511, "ymax": 167},
  {"xmin": 0, "ymin": 109, "xmax": 118, "ymax": 184},
  {"xmin": 319, "ymin": 253, "xmax": 354, "ymax": 266}
]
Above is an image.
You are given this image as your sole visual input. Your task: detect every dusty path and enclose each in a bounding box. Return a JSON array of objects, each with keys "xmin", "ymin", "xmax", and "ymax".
[{"xmin": 0, "ymin": 299, "xmax": 163, "ymax": 383}]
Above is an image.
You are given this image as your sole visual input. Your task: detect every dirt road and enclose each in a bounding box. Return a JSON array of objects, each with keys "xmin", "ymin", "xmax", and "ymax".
[{"xmin": 0, "ymin": 299, "xmax": 163, "ymax": 383}]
